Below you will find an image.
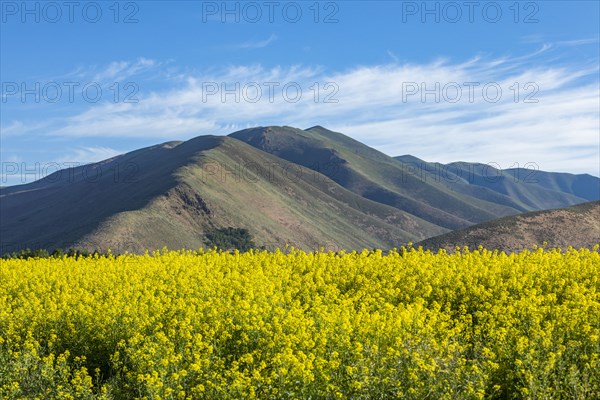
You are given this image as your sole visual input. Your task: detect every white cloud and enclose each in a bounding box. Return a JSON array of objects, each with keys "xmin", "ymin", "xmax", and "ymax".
[
  {"xmin": 235, "ymin": 34, "xmax": 278, "ymax": 49},
  {"xmin": 92, "ymin": 58, "xmax": 157, "ymax": 82},
  {"xmin": 57, "ymin": 146, "xmax": 123, "ymax": 164},
  {"xmin": 1, "ymin": 120, "xmax": 51, "ymax": 137},
  {"xmin": 0, "ymin": 147, "xmax": 124, "ymax": 186},
  {"xmin": 5, "ymin": 47, "xmax": 600, "ymax": 175},
  {"xmin": 49, "ymin": 58, "xmax": 158, "ymax": 84},
  {"xmin": 387, "ymin": 50, "xmax": 399, "ymax": 63},
  {"xmin": 556, "ymin": 37, "xmax": 599, "ymax": 47}
]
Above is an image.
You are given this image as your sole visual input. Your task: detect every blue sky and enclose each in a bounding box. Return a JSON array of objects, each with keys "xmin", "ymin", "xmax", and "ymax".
[{"xmin": 1, "ymin": 0, "xmax": 599, "ymax": 185}]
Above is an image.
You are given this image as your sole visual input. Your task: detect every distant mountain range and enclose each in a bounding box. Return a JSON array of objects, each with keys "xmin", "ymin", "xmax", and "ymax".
[{"xmin": 1, "ymin": 126, "xmax": 598, "ymax": 254}]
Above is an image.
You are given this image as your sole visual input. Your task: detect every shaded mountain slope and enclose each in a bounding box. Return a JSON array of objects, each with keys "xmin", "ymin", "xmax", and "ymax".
[
  {"xmin": 0, "ymin": 135, "xmax": 442, "ymax": 254},
  {"xmin": 231, "ymin": 126, "xmax": 531, "ymax": 229},
  {"xmin": 2, "ymin": 125, "xmax": 598, "ymax": 254},
  {"xmin": 1, "ymin": 136, "xmax": 222, "ymax": 253},
  {"xmin": 416, "ymin": 201, "xmax": 600, "ymax": 253}
]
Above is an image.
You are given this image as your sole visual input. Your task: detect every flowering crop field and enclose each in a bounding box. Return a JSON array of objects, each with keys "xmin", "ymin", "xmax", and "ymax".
[{"xmin": 1, "ymin": 247, "xmax": 599, "ymax": 399}]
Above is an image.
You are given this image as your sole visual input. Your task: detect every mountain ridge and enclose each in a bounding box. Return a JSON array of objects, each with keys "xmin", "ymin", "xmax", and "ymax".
[{"xmin": 1, "ymin": 125, "xmax": 598, "ymax": 254}]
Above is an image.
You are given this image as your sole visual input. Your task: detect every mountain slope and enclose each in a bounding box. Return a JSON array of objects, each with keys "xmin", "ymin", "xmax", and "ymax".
[
  {"xmin": 0, "ymin": 135, "xmax": 442, "ymax": 254},
  {"xmin": 1, "ymin": 136, "xmax": 218, "ymax": 253},
  {"xmin": 416, "ymin": 201, "xmax": 600, "ymax": 253},
  {"xmin": 231, "ymin": 126, "xmax": 591, "ymax": 230},
  {"xmin": 2, "ymin": 125, "xmax": 598, "ymax": 254}
]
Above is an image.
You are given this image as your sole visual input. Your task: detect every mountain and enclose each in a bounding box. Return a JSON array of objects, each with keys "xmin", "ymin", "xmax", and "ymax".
[
  {"xmin": 394, "ymin": 155, "xmax": 598, "ymax": 211},
  {"xmin": 1, "ymin": 126, "xmax": 598, "ymax": 254},
  {"xmin": 231, "ymin": 126, "xmax": 515, "ymax": 230},
  {"xmin": 0, "ymin": 135, "xmax": 441, "ymax": 254},
  {"xmin": 231, "ymin": 126, "xmax": 598, "ymax": 229},
  {"xmin": 415, "ymin": 201, "xmax": 600, "ymax": 253}
]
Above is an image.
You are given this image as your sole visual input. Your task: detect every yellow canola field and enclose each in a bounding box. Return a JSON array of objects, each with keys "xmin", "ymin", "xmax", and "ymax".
[{"xmin": 0, "ymin": 246, "xmax": 599, "ymax": 399}]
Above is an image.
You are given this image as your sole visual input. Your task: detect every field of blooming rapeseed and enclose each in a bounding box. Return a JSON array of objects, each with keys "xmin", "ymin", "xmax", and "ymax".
[{"xmin": 0, "ymin": 246, "xmax": 599, "ymax": 399}]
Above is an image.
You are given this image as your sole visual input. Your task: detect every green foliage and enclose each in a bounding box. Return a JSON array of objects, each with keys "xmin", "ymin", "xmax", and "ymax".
[{"xmin": 204, "ymin": 227, "xmax": 257, "ymax": 252}]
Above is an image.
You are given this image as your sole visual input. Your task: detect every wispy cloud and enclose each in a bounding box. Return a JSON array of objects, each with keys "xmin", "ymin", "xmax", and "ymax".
[
  {"xmin": 50, "ymin": 58, "xmax": 159, "ymax": 84},
  {"xmin": 1, "ymin": 120, "xmax": 52, "ymax": 137},
  {"xmin": 235, "ymin": 34, "xmax": 278, "ymax": 49},
  {"xmin": 3, "ymin": 44, "xmax": 599, "ymax": 175},
  {"xmin": 522, "ymin": 35, "xmax": 600, "ymax": 48},
  {"xmin": 556, "ymin": 37, "xmax": 600, "ymax": 47},
  {"xmin": 92, "ymin": 58, "xmax": 156, "ymax": 82},
  {"xmin": 0, "ymin": 147, "xmax": 124, "ymax": 185},
  {"xmin": 387, "ymin": 50, "xmax": 399, "ymax": 63},
  {"xmin": 57, "ymin": 146, "xmax": 123, "ymax": 164}
]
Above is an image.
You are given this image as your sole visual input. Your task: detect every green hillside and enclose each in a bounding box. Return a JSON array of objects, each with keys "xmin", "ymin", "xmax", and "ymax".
[
  {"xmin": 1, "ymin": 126, "xmax": 597, "ymax": 254},
  {"xmin": 1, "ymin": 135, "xmax": 441, "ymax": 254},
  {"xmin": 231, "ymin": 126, "xmax": 524, "ymax": 229}
]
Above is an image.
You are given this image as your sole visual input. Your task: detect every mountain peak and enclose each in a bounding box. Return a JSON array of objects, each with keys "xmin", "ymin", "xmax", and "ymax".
[
  {"xmin": 305, "ymin": 125, "xmax": 328, "ymax": 131},
  {"xmin": 2, "ymin": 125, "xmax": 598, "ymax": 255}
]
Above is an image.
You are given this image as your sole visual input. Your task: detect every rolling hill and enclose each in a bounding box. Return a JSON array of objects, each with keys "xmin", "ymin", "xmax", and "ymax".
[
  {"xmin": 231, "ymin": 126, "xmax": 598, "ymax": 228},
  {"xmin": 0, "ymin": 135, "xmax": 441, "ymax": 254},
  {"xmin": 1, "ymin": 125, "xmax": 598, "ymax": 254},
  {"xmin": 416, "ymin": 201, "xmax": 600, "ymax": 253},
  {"xmin": 231, "ymin": 126, "xmax": 517, "ymax": 230}
]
